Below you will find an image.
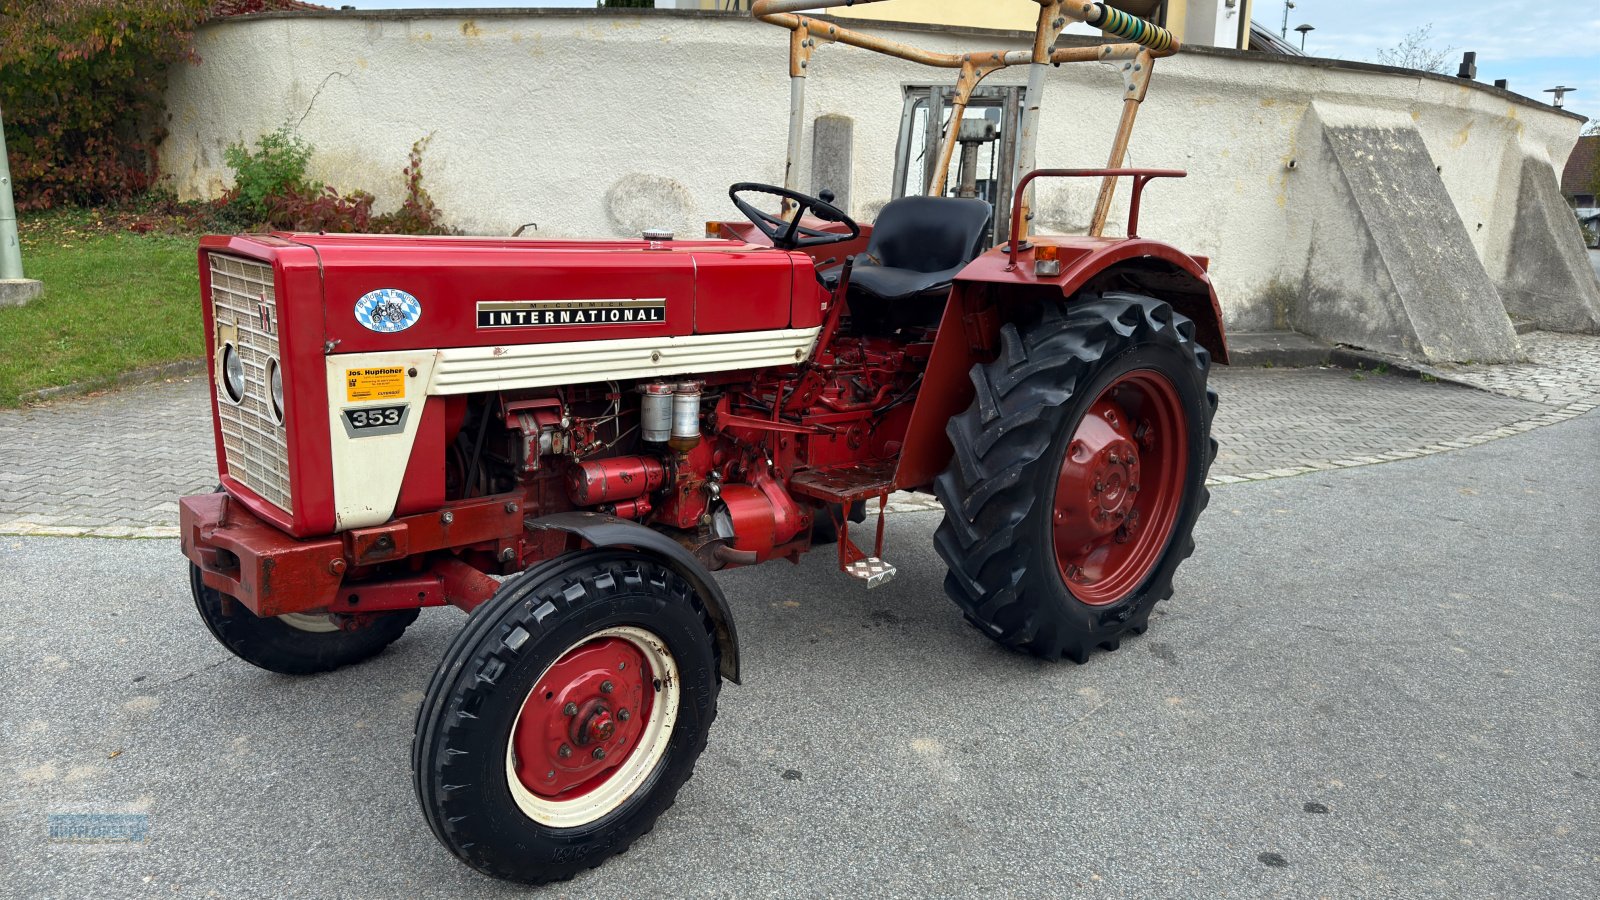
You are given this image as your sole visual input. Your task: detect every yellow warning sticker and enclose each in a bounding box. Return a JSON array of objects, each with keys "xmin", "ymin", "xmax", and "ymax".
[{"xmin": 345, "ymin": 366, "xmax": 406, "ymax": 402}]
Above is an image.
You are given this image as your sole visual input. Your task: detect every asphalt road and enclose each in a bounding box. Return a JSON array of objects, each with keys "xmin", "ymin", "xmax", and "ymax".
[{"xmin": 3, "ymin": 413, "xmax": 1597, "ymax": 899}]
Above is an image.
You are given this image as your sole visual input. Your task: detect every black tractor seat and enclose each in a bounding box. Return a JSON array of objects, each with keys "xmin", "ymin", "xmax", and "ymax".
[{"xmin": 831, "ymin": 195, "xmax": 992, "ymax": 333}]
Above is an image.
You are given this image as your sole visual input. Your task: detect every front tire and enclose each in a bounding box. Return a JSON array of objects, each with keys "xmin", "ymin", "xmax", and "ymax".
[
  {"xmin": 934, "ymin": 293, "xmax": 1216, "ymax": 662},
  {"xmin": 412, "ymin": 550, "xmax": 720, "ymax": 884},
  {"xmin": 189, "ymin": 564, "xmax": 418, "ymax": 675}
]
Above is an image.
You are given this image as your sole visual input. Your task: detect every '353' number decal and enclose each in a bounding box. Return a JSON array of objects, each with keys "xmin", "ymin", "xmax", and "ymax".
[{"xmin": 341, "ymin": 404, "xmax": 408, "ymax": 437}]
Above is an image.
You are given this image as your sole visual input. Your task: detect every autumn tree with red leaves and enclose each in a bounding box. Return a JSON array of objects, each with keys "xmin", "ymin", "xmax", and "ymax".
[{"xmin": 0, "ymin": 0, "xmax": 211, "ymax": 209}]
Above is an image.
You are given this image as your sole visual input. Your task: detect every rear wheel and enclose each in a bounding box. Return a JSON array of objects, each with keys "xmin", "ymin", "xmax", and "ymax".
[
  {"xmin": 934, "ymin": 293, "xmax": 1216, "ymax": 661},
  {"xmin": 412, "ymin": 550, "xmax": 719, "ymax": 884},
  {"xmin": 189, "ymin": 564, "xmax": 419, "ymax": 675}
]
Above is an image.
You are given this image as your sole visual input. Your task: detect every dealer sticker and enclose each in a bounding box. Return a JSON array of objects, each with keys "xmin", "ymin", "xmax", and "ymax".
[{"xmin": 345, "ymin": 366, "xmax": 406, "ymax": 403}]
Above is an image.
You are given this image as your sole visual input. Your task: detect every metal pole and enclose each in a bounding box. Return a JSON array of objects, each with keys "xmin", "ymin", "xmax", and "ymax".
[
  {"xmin": 1011, "ymin": 1, "xmax": 1068, "ymax": 236},
  {"xmin": 0, "ymin": 103, "xmax": 24, "ymax": 280},
  {"xmin": 784, "ymin": 76, "xmax": 806, "ymax": 194}
]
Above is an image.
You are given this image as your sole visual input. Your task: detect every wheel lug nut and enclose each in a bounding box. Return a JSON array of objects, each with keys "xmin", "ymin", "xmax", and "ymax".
[
  {"xmin": 563, "ymin": 702, "xmax": 578, "ymax": 717},
  {"xmin": 546, "ymin": 770, "xmax": 556, "ymax": 780},
  {"xmin": 619, "ymin": 708, "xmax": 631, "ymax": 722},
  {"xmin": 618, "ymin": 662, "xmax": 626, "ymax": 671},
  {"xmin": 592, "ymin": 748, "xmax": 606, "ymax": 761},
  {"xmin": 600, "ymin": 681, "xmax": 614, "ymax": 694},
  {"xmin": 558, "ymin": 744, "xmax": 572, "ymax": 759}
]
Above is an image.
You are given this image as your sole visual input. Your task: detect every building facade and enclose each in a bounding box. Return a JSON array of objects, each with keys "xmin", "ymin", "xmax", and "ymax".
[{"xmin": 660, "ymin": 1, "xmax": 1257, "ymax": 49}]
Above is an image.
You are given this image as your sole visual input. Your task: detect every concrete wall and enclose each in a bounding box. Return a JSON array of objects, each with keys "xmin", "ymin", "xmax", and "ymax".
[{"xmin": 159, "ymin": 9, "xmax": 1595, "ymax": 357}]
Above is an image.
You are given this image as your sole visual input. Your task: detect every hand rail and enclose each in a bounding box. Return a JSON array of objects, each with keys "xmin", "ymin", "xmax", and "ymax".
[{"xmin": 1007, "ymin": 168, "xmax": 1187, "ymax": 262}]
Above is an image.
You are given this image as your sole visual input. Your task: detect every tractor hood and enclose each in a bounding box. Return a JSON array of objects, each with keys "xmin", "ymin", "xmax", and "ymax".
[{"xmin": 214, "ymin": 232, "xmax": 821, "ymax": 355}]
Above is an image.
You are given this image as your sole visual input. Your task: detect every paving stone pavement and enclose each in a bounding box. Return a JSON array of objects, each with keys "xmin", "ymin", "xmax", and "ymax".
[
  {"xmin": 2, "ymin": 340, "xmax": 1598, "ymax": 538},
  {"xmin": 1413, "ymin": 331, "xmax": 1600, "ymax": 407}
]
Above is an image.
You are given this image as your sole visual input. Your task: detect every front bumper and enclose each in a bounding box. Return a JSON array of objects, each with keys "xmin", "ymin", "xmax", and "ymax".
[
  {"xmin": 181, "ymin": 492, "xmax": 344, "ymax": 617},
  {"xmin": 180, "ymin": 491, "xmax": 524, "ymax": 617}
]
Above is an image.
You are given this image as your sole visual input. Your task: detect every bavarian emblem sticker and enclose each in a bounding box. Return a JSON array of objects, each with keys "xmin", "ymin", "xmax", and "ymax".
[{"xmin": 355, "ymin": 289, "xmax": 422, "ymax": 333}]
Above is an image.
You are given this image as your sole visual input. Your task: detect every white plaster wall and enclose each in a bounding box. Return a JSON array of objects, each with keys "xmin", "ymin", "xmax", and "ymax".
[{"xmin": 159, "ymin": 9, "xmax": 1587, "ymax": 330}]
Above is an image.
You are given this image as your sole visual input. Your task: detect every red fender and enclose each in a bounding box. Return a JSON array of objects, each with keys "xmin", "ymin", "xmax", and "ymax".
[{"xmin": 892, "ymin": 237, "xmax": 1228, "ymax": 491}]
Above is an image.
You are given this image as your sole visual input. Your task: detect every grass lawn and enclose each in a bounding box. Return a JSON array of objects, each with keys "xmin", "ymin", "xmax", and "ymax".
[{"xmin": 0, "ymin": 209, "xmax": 203, "ymax": 406}]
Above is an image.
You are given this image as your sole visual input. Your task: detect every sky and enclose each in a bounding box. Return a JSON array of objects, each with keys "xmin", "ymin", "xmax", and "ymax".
[{"xmin": 337, "ymin": 0, "xmax": 1600, "ymax": 124}]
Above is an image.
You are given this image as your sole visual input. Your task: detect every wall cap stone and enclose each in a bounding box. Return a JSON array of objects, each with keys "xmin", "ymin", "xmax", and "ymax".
[{"xmin": 205, "ymin": 7, "xmax": 1586, "ymax": 125}]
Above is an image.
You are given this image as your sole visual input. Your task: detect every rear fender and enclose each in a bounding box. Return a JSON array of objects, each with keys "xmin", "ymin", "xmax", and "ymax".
[
  {"xmin": 525, "ymin": 512, "xmax": 741, "ymax": 684},
  {"xmin": 892, "ymin": 240, "xmax": 1228, "ymax": 491}
]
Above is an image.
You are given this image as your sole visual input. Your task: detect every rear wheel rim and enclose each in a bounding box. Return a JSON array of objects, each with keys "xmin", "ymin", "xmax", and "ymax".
[
  {"xmin": 505, "ymin": 626, "xmax": 679, "ymax": 828},
  {"xmin": 1051, "ymin": 369, "xmax": 1189, "ymax": 606}
]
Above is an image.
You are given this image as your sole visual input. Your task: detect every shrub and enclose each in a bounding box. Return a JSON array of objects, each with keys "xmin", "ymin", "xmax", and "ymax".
[
  {"xmin": 0, "ymin": 0, "xmax": 210, "ymax": 210},
  {"xmin": 268, "ymin": 185, "xmax": 376, "ymax": 233},
  {"xmin": 222, "ymin": 129, "xmax": 454, "ymax": 235},
  {"xmin": 222, "ymin": 126, "xmax": 319, "ymax": 224},
  {"xmin": 370, "ymin": 135, "xmax": 450, "ymax": 235}
]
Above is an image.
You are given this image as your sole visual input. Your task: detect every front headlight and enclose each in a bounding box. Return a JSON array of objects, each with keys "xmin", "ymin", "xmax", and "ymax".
[
  {"xmin": 267, "ymin": 358, "xmax": 285, "ymax": 424},
  {"xmin": 221, "ymin": 343, "xmax": 246, "ymax": 405}
]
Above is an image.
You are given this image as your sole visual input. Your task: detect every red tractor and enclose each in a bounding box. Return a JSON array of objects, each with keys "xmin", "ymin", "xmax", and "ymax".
[{"xmin": 180, "ymin": 0, "xmax": 1225, "ymax": 883}]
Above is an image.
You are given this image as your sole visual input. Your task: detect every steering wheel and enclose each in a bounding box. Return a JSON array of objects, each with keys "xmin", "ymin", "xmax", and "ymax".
[{"xmin": 729, "ymin": 183, "xmax": 861, "ymax": 251}]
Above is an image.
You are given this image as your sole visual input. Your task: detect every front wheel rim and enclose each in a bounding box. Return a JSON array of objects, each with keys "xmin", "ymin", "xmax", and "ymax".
[
  {"xmin": 1051, "ymin": 369, "xmax": 1189, "ymax": 606},
  {"xmin": 277, "ymin": 612, "xmax": 339, "ymax": 633},
  {"xmin": 504, "ymin": 626, "xmax": 680, "ymax": 828}
]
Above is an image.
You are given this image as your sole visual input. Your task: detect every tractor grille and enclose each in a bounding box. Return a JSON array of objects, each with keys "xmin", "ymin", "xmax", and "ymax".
[{"xmin": 209, "ymin": 253, "xmax": 293, "ymax": 514}]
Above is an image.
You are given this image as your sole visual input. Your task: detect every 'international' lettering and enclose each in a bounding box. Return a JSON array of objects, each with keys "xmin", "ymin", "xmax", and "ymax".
[{"xmin": 475, "ymin": 300, "xmax": 667, "ymax": 329}]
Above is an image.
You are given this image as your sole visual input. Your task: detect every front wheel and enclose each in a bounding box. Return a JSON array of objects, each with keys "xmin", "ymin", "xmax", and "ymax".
[
  {"xmin": 934, "ymin": 293, "xmax": 1217, "ymax": 662},
  {"xmin": 412, "ymin": 550, "xmax": 720, "ymax": 884},
  {"xmin": 190, "ymin": 564, "xmax": 418, "ymax": 675}
]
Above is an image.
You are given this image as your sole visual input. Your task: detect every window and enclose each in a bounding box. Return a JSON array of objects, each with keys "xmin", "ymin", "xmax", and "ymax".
[{"xmin": 892, "ymin": 84, "xmax": 1026, "ymax": 247}]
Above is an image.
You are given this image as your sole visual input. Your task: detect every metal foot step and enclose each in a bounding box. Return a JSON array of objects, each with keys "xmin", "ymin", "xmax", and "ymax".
[
  {"xmin": 789, "ymin": 460, "xmax": 897, "ymax": 504},
  {"xmin": 842, "ymin": 556, "xmax": 897, "ymax": 589}
]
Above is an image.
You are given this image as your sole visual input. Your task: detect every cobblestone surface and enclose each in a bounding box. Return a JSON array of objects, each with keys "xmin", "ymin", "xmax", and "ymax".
[
  {"xmin": 3, "ymin": 338, "xmax": 1598, "ymax": 538},
  {"xmin": 1416, "ymin": 331, "xmax": 1600, "ymax": 407},
  {"xmin": 0, "ymin": 379, "xmax": 217, "ymax": 538}
]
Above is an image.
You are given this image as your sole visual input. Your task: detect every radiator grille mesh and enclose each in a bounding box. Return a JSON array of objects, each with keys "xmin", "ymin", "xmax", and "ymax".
[{"xmin": 209, "ymin": 253, "xmax": 293, "ymax": 514}]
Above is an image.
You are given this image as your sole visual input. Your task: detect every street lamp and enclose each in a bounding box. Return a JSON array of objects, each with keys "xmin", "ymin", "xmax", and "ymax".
[
  {"xmin": 1295, "ymin": 23, "xmax": 1315, "ymax": 52},
  {"xmin": 1281, "ymin": 1, "xmax": 1296, "ymax": 39},
  {"xmin": 1544, "ymin": 86, "xmax": 1577, "ymax": 109}
]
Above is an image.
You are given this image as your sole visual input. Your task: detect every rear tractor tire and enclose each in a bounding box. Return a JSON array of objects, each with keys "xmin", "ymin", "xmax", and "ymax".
[
  {"xmin": 934, "ymin": 293, "xmax": 1217, "ymax": 662},
  {"xmin": 189, "ymin": 564, "xmax": 419, "ymax": 675},
  {"xmin": 412, "ymin": 550, "xmax": 720, "ymax": 884}
]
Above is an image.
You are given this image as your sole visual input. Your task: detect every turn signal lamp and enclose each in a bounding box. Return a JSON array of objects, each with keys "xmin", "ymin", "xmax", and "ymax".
[
  {"xmin": 1034, "ymin": 244, "xmax": 1062, "ymax": 278},
  {"xmin": 705, "ymin": 221, "xmax": 723, "ymax": 239}
]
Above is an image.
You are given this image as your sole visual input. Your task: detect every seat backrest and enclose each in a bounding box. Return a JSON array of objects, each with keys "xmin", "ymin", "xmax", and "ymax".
[{"xmin": 864, "ymin": 196, "xmax": 993, "ymax": 274}]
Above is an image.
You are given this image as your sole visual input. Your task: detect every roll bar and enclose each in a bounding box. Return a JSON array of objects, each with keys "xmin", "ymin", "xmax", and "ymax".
[
  {"xmin": 1007, "ymin": 168, "xmax": 1187, "ymax": 263},
  {"xmin": 752, "ymin": 1, "xmax": 1180, "ymax": 237}
]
